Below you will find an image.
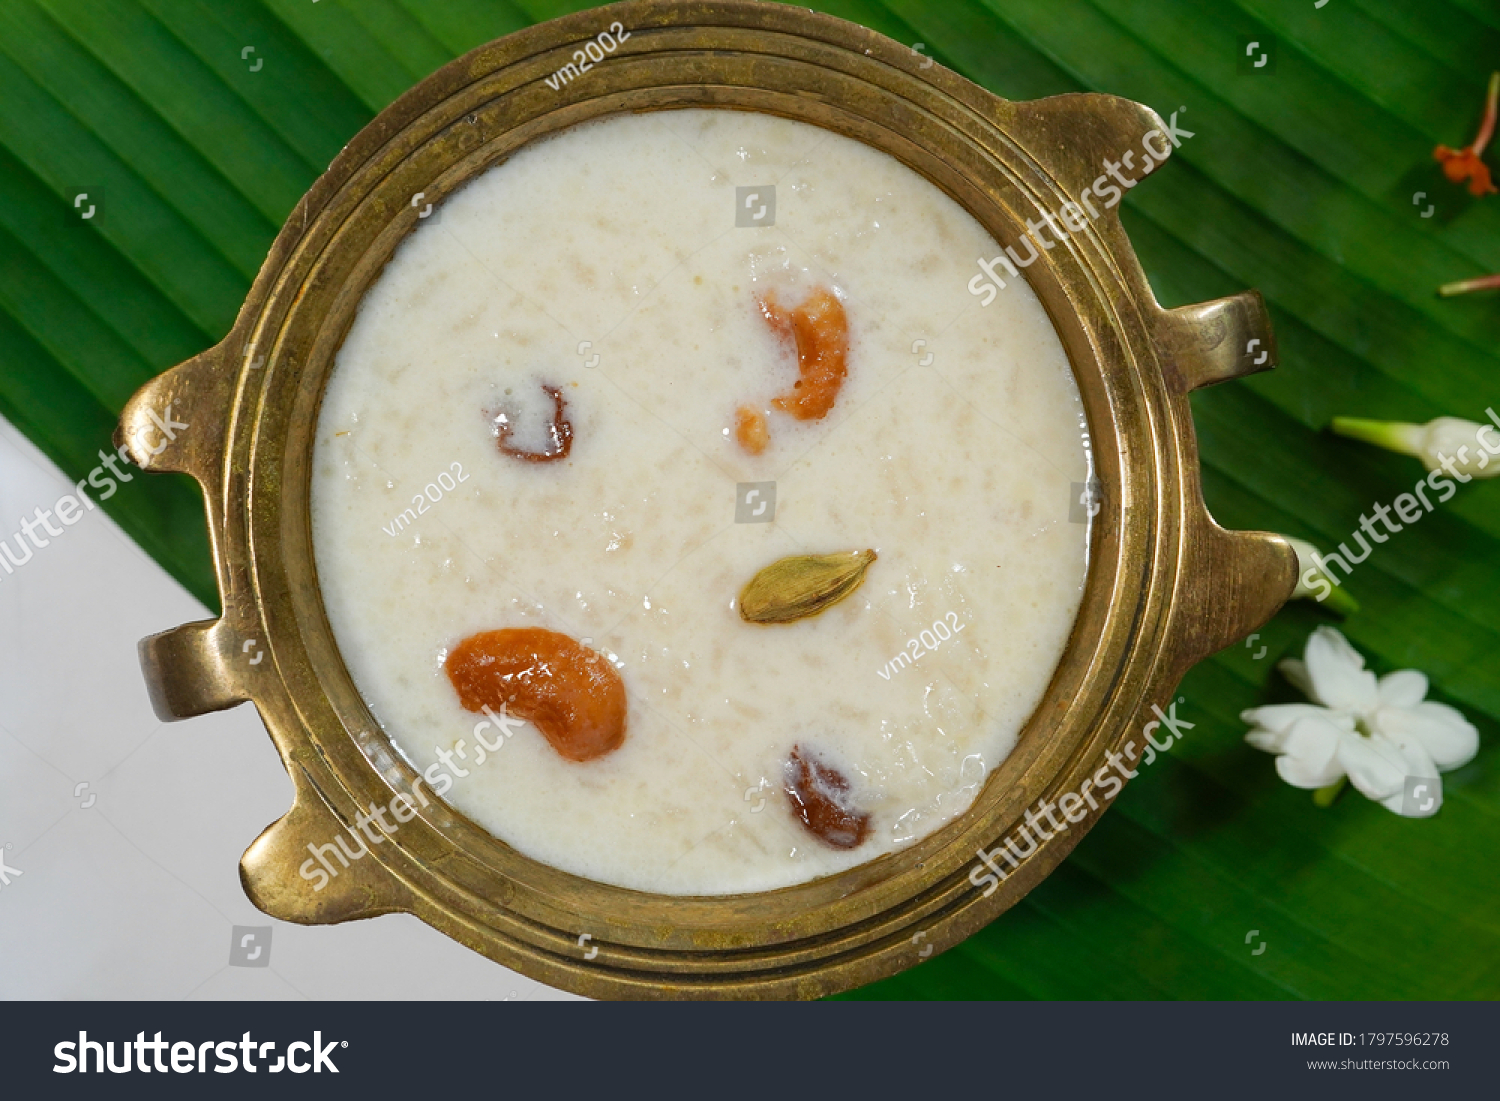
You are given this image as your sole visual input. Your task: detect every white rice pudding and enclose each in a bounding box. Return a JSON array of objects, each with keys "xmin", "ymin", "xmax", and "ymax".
[{"xmin": 312, "ymin": 109, "xmax": 1089, "ymax": 895}]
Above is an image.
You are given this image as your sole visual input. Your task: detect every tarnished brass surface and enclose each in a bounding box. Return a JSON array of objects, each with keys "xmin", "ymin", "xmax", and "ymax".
[{"xmin": 118, "ymin": 0, "xmax": 1294, "ymax": 999}]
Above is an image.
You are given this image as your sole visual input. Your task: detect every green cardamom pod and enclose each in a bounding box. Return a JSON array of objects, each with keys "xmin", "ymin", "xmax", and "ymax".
[{"xmin": 738, "ymin": 549, "xmax": 877, "ymax": 624}]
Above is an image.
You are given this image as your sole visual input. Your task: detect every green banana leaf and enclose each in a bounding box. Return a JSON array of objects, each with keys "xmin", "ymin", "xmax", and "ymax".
[{"xmin": 1, "ymin": 0, "xmax": 1494, "ymax": 999}]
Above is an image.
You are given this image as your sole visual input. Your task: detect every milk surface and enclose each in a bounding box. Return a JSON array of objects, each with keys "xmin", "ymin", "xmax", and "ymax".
[{"xmin": 311, "ymin": 109, "xmax": 1089, "ymax": 895}]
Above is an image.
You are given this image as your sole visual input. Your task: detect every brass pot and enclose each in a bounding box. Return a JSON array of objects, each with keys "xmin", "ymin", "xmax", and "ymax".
[{"xmin": 118, "ymin": 0, "xmax": 1293, "ymax": 999}]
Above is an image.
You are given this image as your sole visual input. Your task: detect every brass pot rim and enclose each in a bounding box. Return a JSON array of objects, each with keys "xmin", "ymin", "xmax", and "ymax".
[{"xmin": 119, "ymin": 0, "xmax": 1293, "ymax": 1000}]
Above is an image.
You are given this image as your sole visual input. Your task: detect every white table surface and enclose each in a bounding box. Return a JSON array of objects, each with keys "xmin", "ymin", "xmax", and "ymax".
[{"xmin": 0, "ymin": 413, "xmax": 577, "ymax": 1000}]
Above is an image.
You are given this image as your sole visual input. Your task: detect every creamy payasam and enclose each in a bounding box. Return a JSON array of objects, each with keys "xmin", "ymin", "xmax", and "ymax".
[{"xmin": 311, "ymin": 109, "xmax": 1090, "ymax": 895}]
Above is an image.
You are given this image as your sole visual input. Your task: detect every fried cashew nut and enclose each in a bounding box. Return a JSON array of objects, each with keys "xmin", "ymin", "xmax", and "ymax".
[{"xmin": 446, "ymin": 628, "xmax": 626, "ymax": 762}]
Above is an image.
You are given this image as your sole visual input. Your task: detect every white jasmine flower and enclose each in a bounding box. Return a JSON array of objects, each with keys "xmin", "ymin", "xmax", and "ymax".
[
  {"xmin": 1242, "ymin": 703, "xmax": 1357, "ymax": 789},
  {"xmin": 1241, "ymin": 627, "xmax": 1479, "ymax": 816},
  {"xmin": 1332, "ymin": 410, "xmax": 1500, "ymax": 479}
]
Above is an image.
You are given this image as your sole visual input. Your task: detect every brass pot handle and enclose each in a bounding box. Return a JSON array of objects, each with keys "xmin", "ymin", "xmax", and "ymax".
[
  {"xmin": 121, "ymin": 343, "xmax": 419, "ymax": 922},
  {"xmin": 115, "ymin": 341, "xmax": 234, "ymax": 481},
  {"xmin": 1154, "ymin": 292, "xmax": 1295, "ymax": 671},
  {"xmin": 241, "ymin": 767, "xmax": 417, "ymax": 925},
  {"xmin": 1170, "ymin": 521, "xmax": 1297, "ymax": 678},
  {"xmin": 137, "ymin": 619, "xmax": 250, "ymax": 722},
  {"xmin": 1156, "ymin": 290, "xmax": 1278, "ymax": 393},
  {"xmin": 1004, "ymin": 93, "xmax": 1295, "ymax": 671},
  {"xmin": 118, "ymin": 340, "xmax": 264, "ymax": 721}
]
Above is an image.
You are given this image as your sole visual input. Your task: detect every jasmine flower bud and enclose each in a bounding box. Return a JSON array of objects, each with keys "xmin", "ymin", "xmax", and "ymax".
[
  {"xmin": 1283, "ymin": 536, "xmax": 1359, "ymax": 616},
  {"xmin": 1332, "ymin": 410, "xmax": 1500, "ymax": 479}
]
